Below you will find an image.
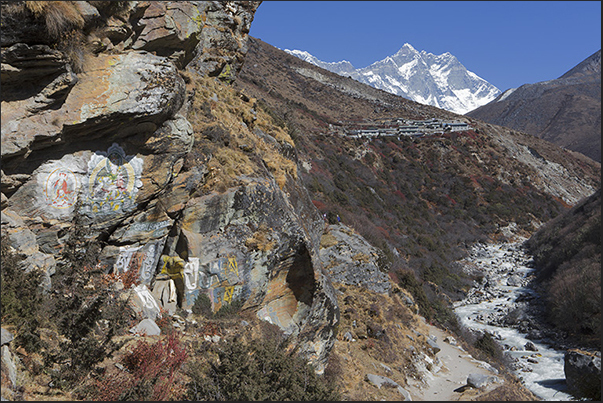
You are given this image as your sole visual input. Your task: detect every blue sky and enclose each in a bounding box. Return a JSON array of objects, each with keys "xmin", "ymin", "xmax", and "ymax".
[{"xmin": 249, "ymin": 1, "xmax": 602, "ymax": 91}]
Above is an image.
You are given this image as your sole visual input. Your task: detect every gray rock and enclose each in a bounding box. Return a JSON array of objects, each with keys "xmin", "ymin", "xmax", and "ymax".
[
  {"xmin": 365, "ymin": 374, "xmax": 412, "ymax": 400},
  {"xmin": 1, "ymin": 345, "xmax": 17, "ymax": 387},
  {"xmin": 524, "ymin": 341, "xmax": 538, "ymax": 351},
  {"xmin": 506, "ymin": 274, "xmax": 523, "ymax": 286},
  {"xmin": 564, "ymin": 349, "xmax": 601, "ymax": 400},
  {"xmin": 319, "ymin": 223, "xmax": 390, "ymax": 294},
  {"xmin": 427, "ymin": 338, "xmax": 441, "ymax": 354},
  {"xmin": 131, "ymin": 284, "xmax": 162, "ymax": 320},
  {"xmin": 129, "ymin": 2, "xmax": 207, "ymax": 68},
  {"xmin": 1, "ymin": 328, "xmax": 13, "ymax": 346},
  {"xmin": 467, "ymin": 373, "xmax": 498, "ymax": 389},
  {"xmin": 380, "ymin": 363, "xmax": 393, "ymax": 373},
  {"xmin": 130, "ymin": 318, "xmax": 161, "ymax": 336},
  {"xmin": 444, "ymin": 336, "xmax": 457, "ymax": 345}
]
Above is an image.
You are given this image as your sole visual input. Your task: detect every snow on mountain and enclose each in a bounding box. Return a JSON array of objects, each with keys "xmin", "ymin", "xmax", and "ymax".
[
  {"xmin": 284, "ymin": 43, "xmax": 501, "ymax": 115},
  {"xmin": 284, "ymin": 49, "xmax": 356, "ymax": 76}
]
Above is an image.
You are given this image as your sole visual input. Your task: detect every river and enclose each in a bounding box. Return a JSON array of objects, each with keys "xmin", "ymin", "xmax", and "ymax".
[{"xmin": 453, "ymin": 239, "xmax": 577, "ymax": 401}]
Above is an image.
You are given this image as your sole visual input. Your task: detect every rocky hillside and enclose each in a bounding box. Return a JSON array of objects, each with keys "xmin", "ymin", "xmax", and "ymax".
[
  {"xmin": 525, "ymin": 188, "xmax": 601, "ymax": 349},
  {"xmin": 467, "ymin": 49, "xmax": 601, "ymax": 162},
  {"xmin": 0, "ymin": 1, "xmax": 347, "ymax": 400},
  {"xmin": 1, "ymin": 2, "xmax": 600, "ymax": 402},
  {"xmin": 2, "ymin": 2, "xmax": 527, "ymax": 402},
  {"xmin": 235, "ymin": 38, "xmax": 600, "ymax": 315}
]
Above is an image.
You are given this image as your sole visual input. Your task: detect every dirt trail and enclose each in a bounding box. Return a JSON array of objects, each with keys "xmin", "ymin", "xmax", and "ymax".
[{"xmin": 407, "ymin": 323, "xmax": 501, "ymax": 401}]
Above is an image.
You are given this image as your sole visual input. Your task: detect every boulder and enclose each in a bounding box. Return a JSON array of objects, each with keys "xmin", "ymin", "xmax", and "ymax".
[
  {"xmin": 1, "ymin": 328, "xmax": 13, "ymax": 346},
  {"xmin": 444, "ymin": 335, "xmax": 457, "ymax": 345},
  {"xmin": 506, "ymin": 274, "xmax": 523, "ymax": 286},
  {"xmin": 427, "ymin": 338, "xmax": 441, "ymax": 354},
  {"xmin": 524, "ymin": 341, "xmax": 538, "ymax": 351},
  {"xmin": 130, "ymin": 318, "xmax": 161, "ymax": 336},
  {"xmin": 130, "ymin": 284, "xmax": 162, "ymax": 320},
  {"xmin": 178, "ymin": 176, "xmax": 339, "ymax": 372},
  {"xmin": 466, "ymin": 373, "xmax": 499, "ymax": 389},
  {"xmin": 564, "ymin": 349, "xmax": 601, "ymax": 400},
  {"xmin": 1, "ymin": 346, "xmax": 17, "ymax": 388},
  {"xmin": 365, "ymin": 373, "xmax": 412, "ymax": 400}
]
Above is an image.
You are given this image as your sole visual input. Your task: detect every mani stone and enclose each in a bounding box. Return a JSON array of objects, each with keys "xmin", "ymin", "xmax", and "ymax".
[
  {"xmin": 130, "ymin": 318, "xmax": 161, "ymax": 336},
  {"xmin": 564, "ymin": 349, "xmax": 601, "ymax": 400}
]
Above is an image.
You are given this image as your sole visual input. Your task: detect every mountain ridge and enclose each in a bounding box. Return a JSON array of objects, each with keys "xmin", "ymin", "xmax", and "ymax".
[
  {"xmin": 284, "ymin": 42, "xmax": 501, "ymax": 114},
  {"xmin": 467, "ymin": 49, "xmax": 601, "ymax": 162}
]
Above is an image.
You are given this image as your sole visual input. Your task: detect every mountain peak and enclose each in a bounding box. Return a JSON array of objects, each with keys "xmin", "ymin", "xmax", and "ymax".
[
  {"xmin": 286, "ymin": 44, "xmax": 500, "ymax": 114},
  {"xmin": 559, "ymin": 49, "xmax": 601, "ymax": 80}
]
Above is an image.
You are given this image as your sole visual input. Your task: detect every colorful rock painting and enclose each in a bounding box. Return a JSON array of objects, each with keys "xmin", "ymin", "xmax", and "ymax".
[
  {"xmin": 160, "ymin": 255, "xmax": 186, "ymax": 280},
  {"xmin": 183, "ymin": 258, "xmax": 200, "ymax": 291},
  {"xmin": 84, "ymin": 143, "xmax": 143, "ymax": 215},
  {"xmin": 113, "ymin": 239, "xmax": 165, "ymax": 285},
  {"xmin": 45, "ymin": 168, "xmax": 78, "ymax": 208},
  {"xmin": 182, "ymin": 255, "xmax": 244, "ymax": 312},
  {"xmin": 131, "ymin": 284, "xmax": 161, "ymax": 320}
]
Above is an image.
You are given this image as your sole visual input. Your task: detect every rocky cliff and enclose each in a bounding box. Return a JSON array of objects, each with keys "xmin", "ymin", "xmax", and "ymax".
[{"xmin": 1, "ymin": 0, "xmax": 339, "ymax": 374}]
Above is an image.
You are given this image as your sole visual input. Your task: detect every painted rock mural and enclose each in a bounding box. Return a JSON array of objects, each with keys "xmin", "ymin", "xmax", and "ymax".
[
  {"xmin": 1, "ymin": 0, "xmax": 338, "ymax": 373},
  {"xmin": 83, "ymin": 143, "xmax": 143, "ymax": 216}
]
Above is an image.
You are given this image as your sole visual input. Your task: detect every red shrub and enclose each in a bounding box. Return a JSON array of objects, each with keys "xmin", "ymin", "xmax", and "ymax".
[
  {"xmin": 87, "ymin": 334, "xmax": 188, "ymax": 401},
  {"xmin": 312, "ymin": 199, "xmax": 327, "ymax": 210}
]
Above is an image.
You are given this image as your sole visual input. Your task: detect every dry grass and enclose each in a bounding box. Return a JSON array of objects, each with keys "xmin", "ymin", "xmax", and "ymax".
[
  {"xmin": 25, "ymin": 1, "xmax": 85, "ymax": 38},
  {"xmin": 245, "ymin": 223, "xmax": 276, "ymax": 252},
  {"xmin": 186, "ymin": 74, "xmax": 298, "ymax": 192},
  {"xmin": 319, "ymin": 233, "xmax": 338, "ymax": 248}
]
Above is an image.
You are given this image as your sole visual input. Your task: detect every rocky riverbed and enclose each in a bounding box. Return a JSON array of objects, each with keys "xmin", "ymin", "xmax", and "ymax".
[{"xmin": 453, "ymin": 239, "xmax": 584, "ymax": 400}]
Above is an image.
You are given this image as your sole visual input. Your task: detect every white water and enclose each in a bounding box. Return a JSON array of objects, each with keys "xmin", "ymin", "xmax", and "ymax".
[{"xmin": 453, "ymin": 241, "xmax": 577, "ymax": 401}]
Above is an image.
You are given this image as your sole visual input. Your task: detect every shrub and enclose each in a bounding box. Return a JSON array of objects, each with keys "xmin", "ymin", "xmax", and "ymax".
[
  {"xmin": 185, "ymin": 336, "xmax": 340, "ymax": 401},
  {"xmin": 473, "ymin": 332, "xmax": 504, "ymax": 363},
  {"xmin": 0, "ymin": 236, "xmax": 47, "ymax": 353},
  {"xmin": 213, "ymin": 297, "xmax": 244, "ymax": 319},
  {"xmin": 191, "ymin": 292, "xmax": 213, "ymax": 317},
  {"xmin": 82, "ymin": 334, "xmax": 188, "ymax": 401}
]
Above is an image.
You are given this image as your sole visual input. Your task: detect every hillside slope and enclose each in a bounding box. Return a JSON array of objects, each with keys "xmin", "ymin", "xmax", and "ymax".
[
  {"xmin": 235, "ymin": 36, "xmax": 601, "ymax": 323},
  {"xmin": 525, "ymin": 189, "xmax": 601, "ymax": 348},
  {"xmin": 467, "ymin": 50, "xmax": 601, "ymax": 162}
]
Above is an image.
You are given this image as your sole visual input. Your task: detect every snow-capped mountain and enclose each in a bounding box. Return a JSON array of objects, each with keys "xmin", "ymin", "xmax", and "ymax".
[{"xmin": 284, "ymin": 43, "xmax": 501, "ymax": 115}]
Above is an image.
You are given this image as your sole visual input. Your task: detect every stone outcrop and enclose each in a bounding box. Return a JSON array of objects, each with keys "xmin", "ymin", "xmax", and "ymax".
[
  {"xmin": 319, "ymin": 223, "xmax": 391, "ymax": 294},
  {"xmin": 564, "ymin": 349, "xmax": 601, "ymax": 400},
  {"xmin": 365, "ymin": 373, "xmax": 412, "ymax": 401},
  {"xmin": 1, "ymin": 0, "xmax": 339, "ymax": 372}
]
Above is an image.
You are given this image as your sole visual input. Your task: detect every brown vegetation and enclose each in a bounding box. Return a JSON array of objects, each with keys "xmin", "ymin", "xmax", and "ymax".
[{"xmin": 525, "ymin": 189, "xmax": 601, "ymax": 348}]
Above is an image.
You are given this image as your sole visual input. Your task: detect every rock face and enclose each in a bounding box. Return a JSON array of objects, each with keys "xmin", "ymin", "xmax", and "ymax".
[
  {"xmin": 319, "ymin": 223, "xmax": 390, "ymax": 294},
  {"xmin": 1, "ymin": 0, "xmax": 339, "ymax": 372},
  {"xmin": 564, "ymin": 349, "xmax": 601, "ymax": 400}
]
